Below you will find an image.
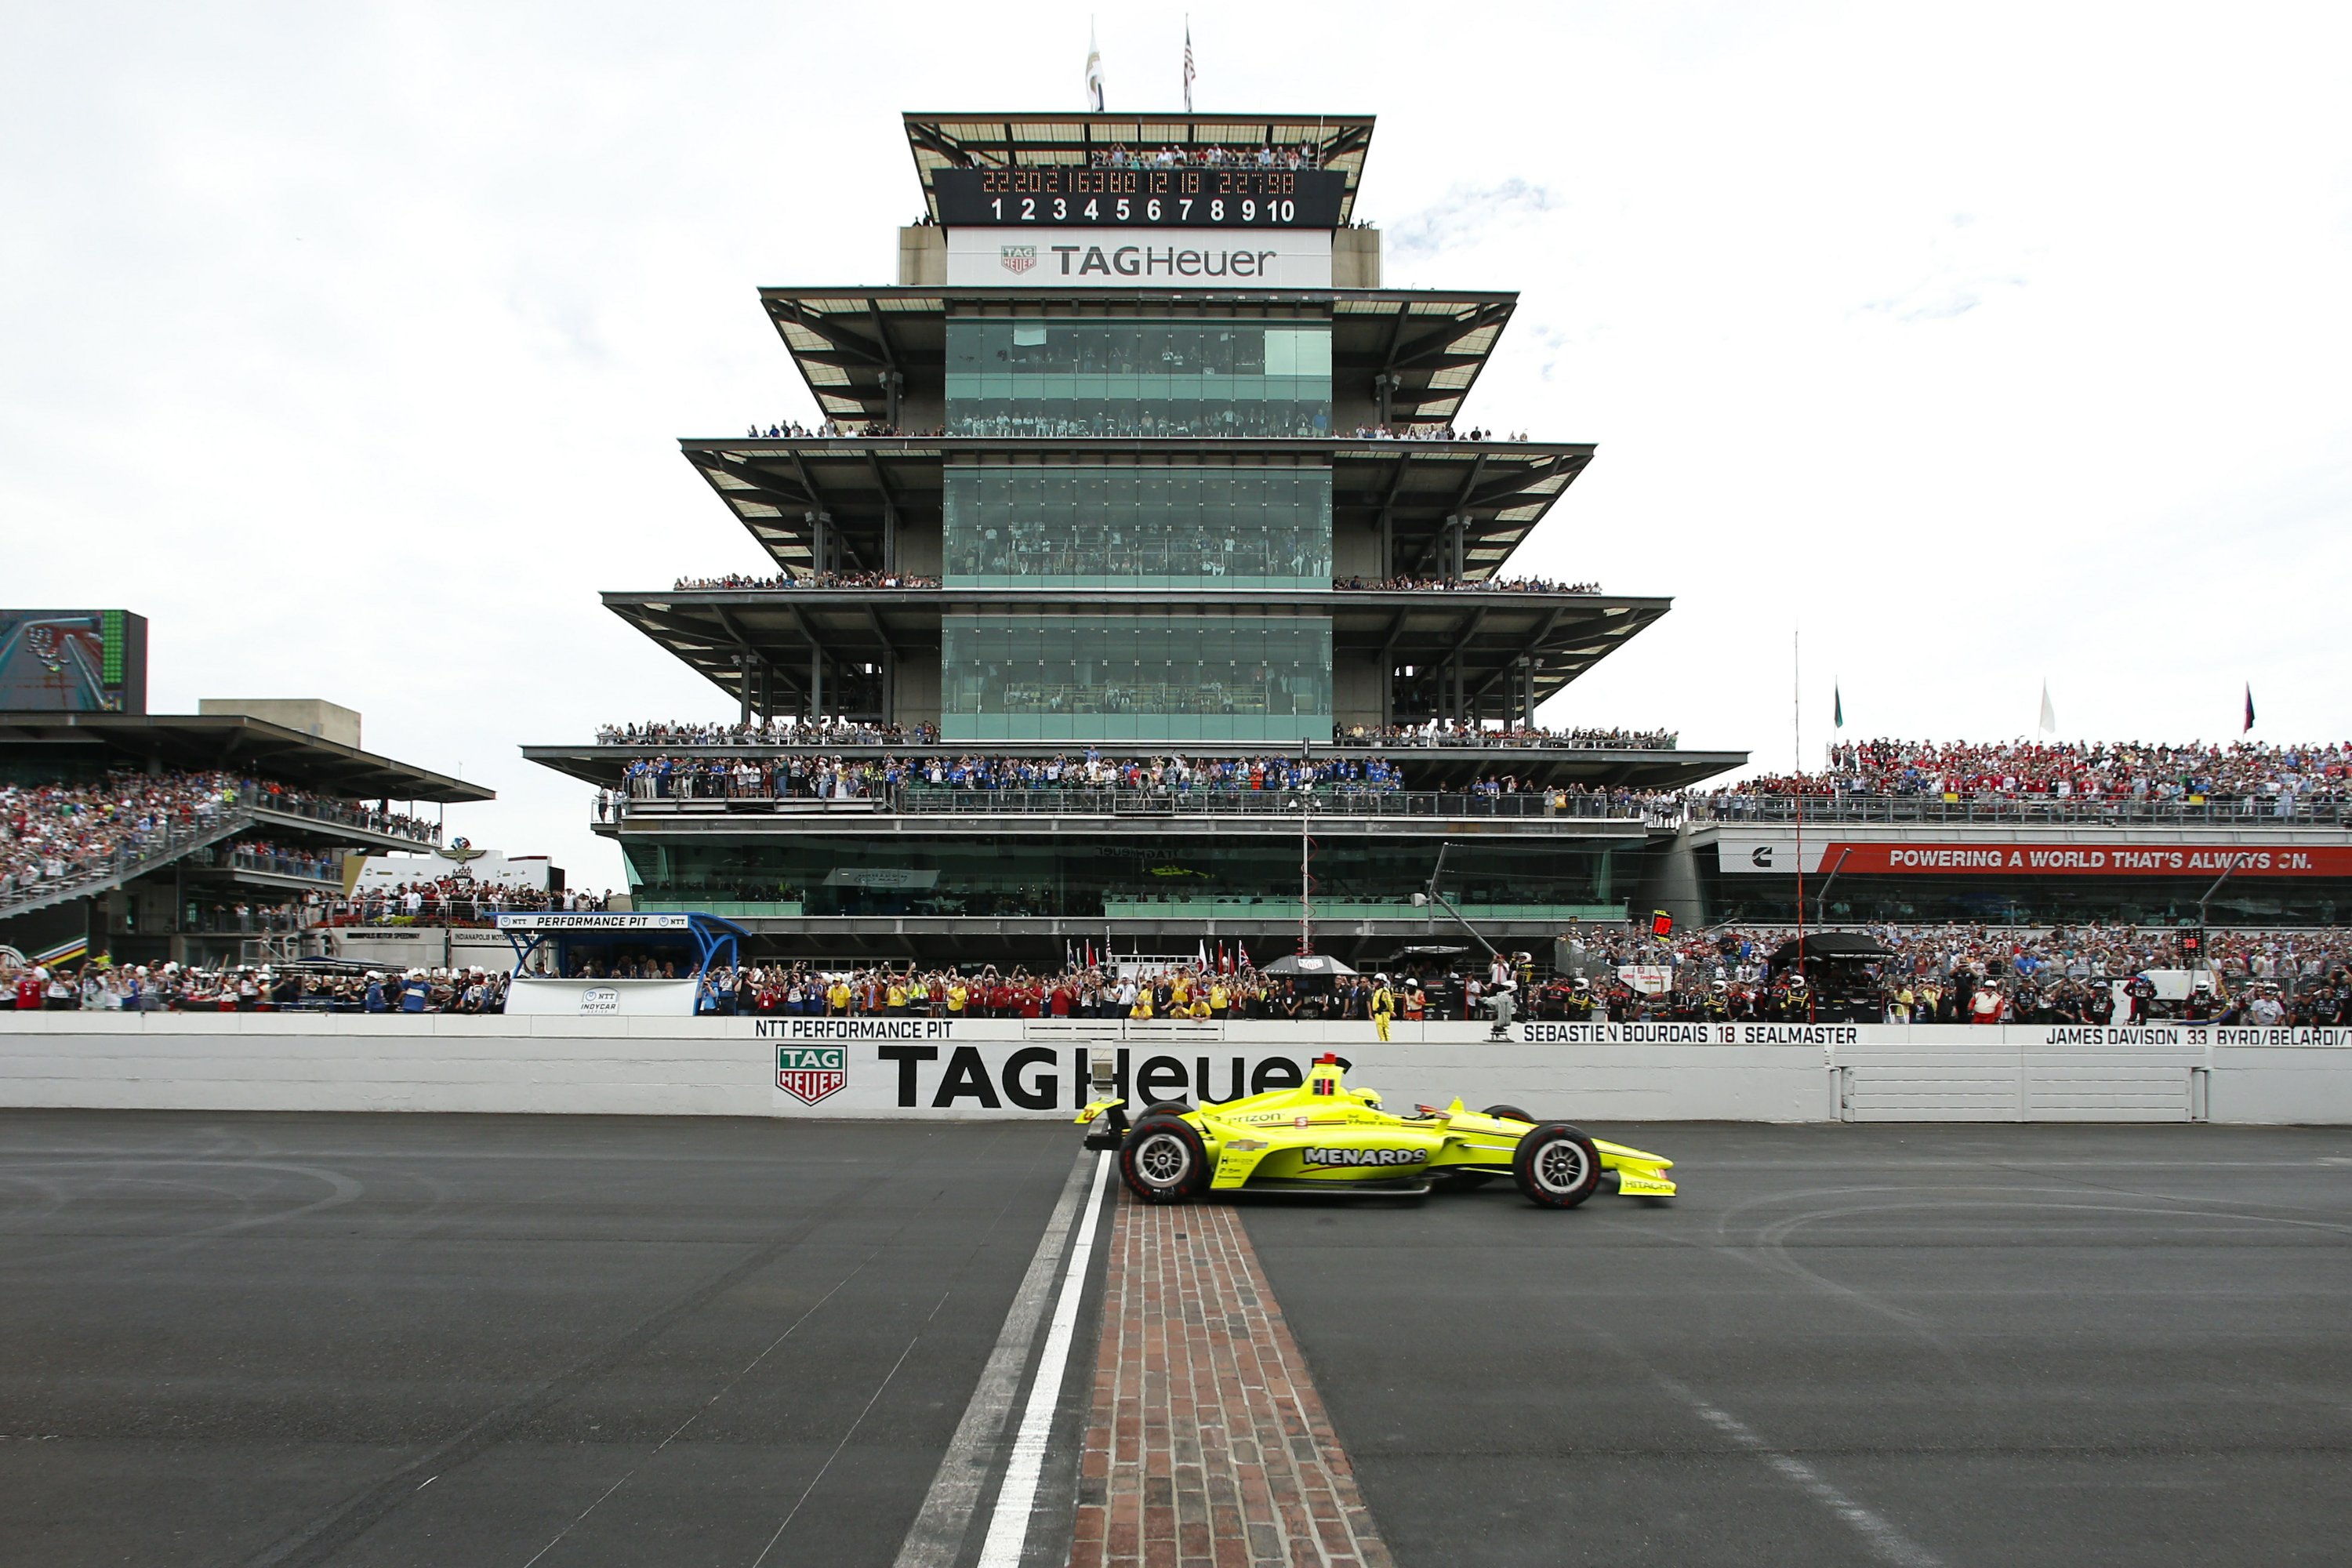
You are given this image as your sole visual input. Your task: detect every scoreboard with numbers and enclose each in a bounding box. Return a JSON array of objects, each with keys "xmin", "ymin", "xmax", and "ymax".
[{"xmin": 934, "ymin": 167, "xmax": 1346, "ymax": 228}]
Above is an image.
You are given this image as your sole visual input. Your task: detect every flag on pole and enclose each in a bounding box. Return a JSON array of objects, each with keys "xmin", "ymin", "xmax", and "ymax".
[
  {"xmin": 1086, "ymin": 22, "xmax": 1105, "ymax": 110},
  {"xmin": 1197, "ymin": 938, "xmax": 1209, "ymax": 970},
  {"xmin": 1832, "ymin": 683, "xmax": 1843, "ymax": 730},
  {"xmin": 2038, "ymin": 681, "xmax": 2057, "ymax": 738},
  {"xmin": 2244, "ymin": 684, "xmax": 2256, "ymax": 734},
  {"xmin": 1182, "ymin": 20, "xmax": 1196, "ymax": 113}
]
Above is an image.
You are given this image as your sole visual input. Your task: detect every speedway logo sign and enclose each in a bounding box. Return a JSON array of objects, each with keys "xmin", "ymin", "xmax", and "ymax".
[{"xmin": 776, "ymin": 1045, "xmax": 848, "ymax": 1105}]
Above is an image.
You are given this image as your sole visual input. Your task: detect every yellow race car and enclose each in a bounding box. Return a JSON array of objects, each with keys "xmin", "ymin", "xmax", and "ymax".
[{"xmin": 1076, "ymin": 1051, "xmax": 1676, "ymax": 1208}]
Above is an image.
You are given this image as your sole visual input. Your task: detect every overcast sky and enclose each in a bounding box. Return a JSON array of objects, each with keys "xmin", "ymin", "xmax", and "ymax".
[{"xmin": 5, "ymin": 2, "xmax": 2349, "ymax": 888}]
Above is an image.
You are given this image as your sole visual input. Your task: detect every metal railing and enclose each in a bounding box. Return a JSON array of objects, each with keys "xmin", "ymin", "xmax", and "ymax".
[
  {"xmin": 0, "ymin": 808, "xmax": 258, "ymax": 921},
  {"xmin": 249, "ymin": 797, "xmax": 441, "ymax": 844},
  {"xmin": 1684, "ymin": 796, "xmax": 2352, "ymax": 828},
  {"xmin": 1, "ymin": 787, "xmax": 438, "ymax": 923},
  {"xmin": 609, "ymin": 787, "xmax": 1648, "ymax": 822},
  {"xmin": 226, "ymin": 848, "xmax": 346, "ymax": 882}
]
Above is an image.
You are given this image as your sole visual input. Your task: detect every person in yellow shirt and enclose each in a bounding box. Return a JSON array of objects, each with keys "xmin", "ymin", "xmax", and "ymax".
[
  {"xmin": 1170, "ymin": 971, "xmax": 1192, "ymax": 1009},
  {"xmin": 1208, "ymin": 980, "xmax": 1230, "ymax": 1019},
  {"xmin": 826, "ymin": 977, "xmax": 852, "ymax": 1016},
  {"xmin": 1370, "ymin": 974, "xmax": 1397, "ymax": 1041},
  {"xmin": 1128, "ymin": 989, "xmax": 1154, "ymax": 1021},
  {"xmin": 885, "ymin": 978, "xmax": 907, "ymax": 1014},
  {"xmin": 946, "ymin": 980, "xmax": 968, "ymax": 1016}
]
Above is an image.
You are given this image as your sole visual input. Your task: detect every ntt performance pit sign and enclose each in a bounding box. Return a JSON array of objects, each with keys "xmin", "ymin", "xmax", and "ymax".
[{"xmin": 946, "ymin": 227, "xmax": 1332, "ymax": 289}]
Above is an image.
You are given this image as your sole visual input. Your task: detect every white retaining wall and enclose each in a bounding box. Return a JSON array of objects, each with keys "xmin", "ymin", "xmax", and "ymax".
[{"xmin": 2, "ymin": 1016, "xmax": 2348, "ymax": 1124}]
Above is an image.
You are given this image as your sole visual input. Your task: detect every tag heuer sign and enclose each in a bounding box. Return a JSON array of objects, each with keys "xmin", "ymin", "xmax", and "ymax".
[
  {"xmin": 999, "ymin": 245, "xmax": 1037, "ymax": 274},
  {"xmin": 777, "ymin": 1044, "xmax": 848, "ymax": 1105}
]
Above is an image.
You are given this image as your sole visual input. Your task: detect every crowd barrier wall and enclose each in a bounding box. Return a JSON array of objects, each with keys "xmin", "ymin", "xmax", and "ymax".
[{"xmin": 2, "ymin": 1017, "xmax": 2348, "ymax": 1124}]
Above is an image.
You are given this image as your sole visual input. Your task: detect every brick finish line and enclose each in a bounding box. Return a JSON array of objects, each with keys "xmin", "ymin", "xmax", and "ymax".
[{"xmin": 1071, "ymin": 1190, "xmax": 1393, "ymax": 1568}]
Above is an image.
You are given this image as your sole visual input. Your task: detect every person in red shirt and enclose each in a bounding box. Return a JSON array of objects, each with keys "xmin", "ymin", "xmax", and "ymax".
[{"xmin": 14, "ymin": 968, "xmax": 42, "ymax": 1010}]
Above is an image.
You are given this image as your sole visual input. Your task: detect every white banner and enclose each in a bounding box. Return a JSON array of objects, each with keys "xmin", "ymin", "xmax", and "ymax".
[
  {"xmin": 495, "ymin": 913, "xmax": 691, "ymax": 931},
  {"xmin": 946, "ymin": 227, "xmax": 1332, "ymax": 289},
  {"xmin": 506, "ymin": 978, "xmax": 699, "ymax": 1016}
]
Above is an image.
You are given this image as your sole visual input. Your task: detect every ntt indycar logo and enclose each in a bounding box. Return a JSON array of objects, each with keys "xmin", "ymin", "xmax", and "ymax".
[{"xmin": 1301, "ymin": 1147, "xmax": 1427, "ymax": 1168}]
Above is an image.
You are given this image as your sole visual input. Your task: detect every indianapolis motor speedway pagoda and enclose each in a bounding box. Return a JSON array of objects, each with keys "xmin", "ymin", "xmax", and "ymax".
[{"xmin": 523, "ymin": 111, "xmax": 1748, "ymax": 967}]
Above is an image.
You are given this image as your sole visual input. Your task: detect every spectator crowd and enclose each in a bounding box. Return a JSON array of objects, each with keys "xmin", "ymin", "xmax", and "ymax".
[
  {"xmin": 328, "ymin": 881, "xmax": 612, "ymax": 927},
  {"xmin": 595, "ymin": 717, "xmax": 1671, "ymax": 753},
  {"xmin": 604, "ymin": 750, "xmax": 1676, "ymax": 814},
  {"xmin": 1539, "ymin": 921, "xmax": 2352, "ymax": 1026},
  {"xmin": 672, "ymin": 571, "xmax": 939, "ymax": 590},
  {"xmin": 1712, "ymin": 739, "xmax": 2351, "ymax": 809},
  {"xmin": 596, "ymin": 717, "xmax": 940, "ymax": 747},
  {"xmin": 1334, "ymin": 575, "xmax": 1601, "ymax": 594},
  {"xmin": 5, "ymin": 771, "xmax": 435, "ymax": 909},
  {"xmin": 5, "ymin": 956, "xmax": 512, "ymax": 1014}
]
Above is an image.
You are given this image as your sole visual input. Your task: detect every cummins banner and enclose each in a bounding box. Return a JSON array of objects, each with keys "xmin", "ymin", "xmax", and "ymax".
[
  {"xmin": 945, "ymin": 227, "xmax": 1333, "ymax": 288},
  {"xmin": 1714, "ymin": 834, "xmax": 2352, "ymax": 877}
]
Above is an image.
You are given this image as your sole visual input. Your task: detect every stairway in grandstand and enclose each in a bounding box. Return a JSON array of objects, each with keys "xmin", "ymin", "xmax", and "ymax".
[{"xmin": 0, "ymin": 808, "xmax": 261, "ymax": 924}]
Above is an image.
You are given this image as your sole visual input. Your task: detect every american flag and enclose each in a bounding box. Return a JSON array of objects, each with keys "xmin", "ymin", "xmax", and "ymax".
[{"xmin": 1182, "ymin": 22, "xmax": 1196, "ymax": 113}]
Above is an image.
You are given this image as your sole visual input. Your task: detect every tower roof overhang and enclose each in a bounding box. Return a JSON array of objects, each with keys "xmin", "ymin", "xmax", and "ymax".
[
  {"xmin": 759, "ymin": 288, "xmax": 1513, "ymax": 429},
  {"xmin": 597, "ymin": 586, "xmax": 1658, "ymax": 722},
  {"xmin": 0, "ymin": 713, "xmax": 492, "ymax": 803},
  {"xmin": 681, "ymin": 435, "xmax": 1592, "ymax": 581},
  {"xmin": 901, "ymin": 111, "xmax": 1374, "ymax": 223}
]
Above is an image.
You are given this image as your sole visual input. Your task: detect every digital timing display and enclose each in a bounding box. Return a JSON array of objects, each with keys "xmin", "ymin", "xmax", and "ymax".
[{"xmin": 934, "ymin": 167, "xmax": 1346, "ymax": 228}]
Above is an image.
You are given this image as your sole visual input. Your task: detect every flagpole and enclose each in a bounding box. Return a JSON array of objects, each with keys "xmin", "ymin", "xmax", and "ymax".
[{"xmin": 1793, "ymin": 626, "xmax": 1809, "ymax": 1017}]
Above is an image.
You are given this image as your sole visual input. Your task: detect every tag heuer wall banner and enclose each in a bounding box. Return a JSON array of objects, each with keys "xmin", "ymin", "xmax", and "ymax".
[{"xmin": 945, "ymin": 227, "xmax": 1333, "ymax": 289}]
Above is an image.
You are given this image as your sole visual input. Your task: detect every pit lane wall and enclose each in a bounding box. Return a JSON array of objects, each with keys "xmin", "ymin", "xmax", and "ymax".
[{"xmin": 1, "ymin": 1017, "xmax": 2348, "ymax": 1124}]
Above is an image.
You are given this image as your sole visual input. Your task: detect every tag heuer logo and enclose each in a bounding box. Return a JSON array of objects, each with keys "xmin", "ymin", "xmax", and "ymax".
[
  {"xmin": 778, "ymin": 1045, "xmax": 848, "ymax": 1105},
  {"xmin": 999, "ymin": 245, "xmax": 1037, "ymax": 274}
]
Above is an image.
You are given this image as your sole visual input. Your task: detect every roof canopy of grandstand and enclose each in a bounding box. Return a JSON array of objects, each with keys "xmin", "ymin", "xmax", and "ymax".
[
  {"xmin": 0, "ymin": 712, "xmax": 492, "ymax": 803},
  {"xmin": 760, "ymin": 289, "xmax": 1507, "ymax": 430},
  {"xmin": 684, "ymin": 434, "xmax": 1584, "ymax": 579},
  {"xmin": 901, "ymin": 111, "xmax": 1374, "ymax": 223},
  {"xmin": 595, "ymin": 582, "xmax": 1667, "ymax": 727}
]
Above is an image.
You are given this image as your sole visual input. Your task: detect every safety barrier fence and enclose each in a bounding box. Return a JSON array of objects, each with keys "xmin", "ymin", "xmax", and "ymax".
[
  {"xmin": 608, "ymin": 788, "xmax": 1649, "ymax": 821},
  {"xmin": 2, "ymin": 1016, "xmax": 2346, "ymax": 1124}
]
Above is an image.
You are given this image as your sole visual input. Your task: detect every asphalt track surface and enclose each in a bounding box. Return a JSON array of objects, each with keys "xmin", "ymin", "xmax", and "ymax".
[
  {"xmin": 7, "ymin": 1116, "xmax": 2350, "ymax": 1567},
  {"xmin": 0, "ymin": 1112, "xmax": 1094, "ymax": 1568},
  {"xmin": 1243, "ymin": 1123, "xmax": 2352, "ymax": 1568}
]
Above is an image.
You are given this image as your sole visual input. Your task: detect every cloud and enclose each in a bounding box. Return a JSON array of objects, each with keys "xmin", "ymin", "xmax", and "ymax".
[
  {"xmin": 1857, "ymin": 212, "xmax": 2032, "ymax": 322},
  {"xmin": 1386, "ymin": 178, "xmax": 1563, "ymax": 263}
]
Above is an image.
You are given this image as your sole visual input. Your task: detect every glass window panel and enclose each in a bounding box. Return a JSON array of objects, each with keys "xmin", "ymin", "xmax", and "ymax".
[
  {"xmin": 941, "ymin": 614, "xmax": 1331, "ymax": 742},
  {"xmin": 945, "ymin": 319, "xmax": 1330, "ymax": 438},
  {"xmin": 942, "ymin": 466, "xmax": 1331, "ymax": 589}
]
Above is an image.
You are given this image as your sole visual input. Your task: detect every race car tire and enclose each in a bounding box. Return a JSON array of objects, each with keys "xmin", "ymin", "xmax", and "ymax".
[
  {"xmin": 1513, "ymin": 1123, "xmax": 1603, "ymax": 1209},
  {"xmin": 1120, "ymin": 1113, "xmax": 1210, "ymax": 1204},
  {"xmin": 1481, "ymin": 1103, "xmax": 1536, "ymax": 1123}
]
